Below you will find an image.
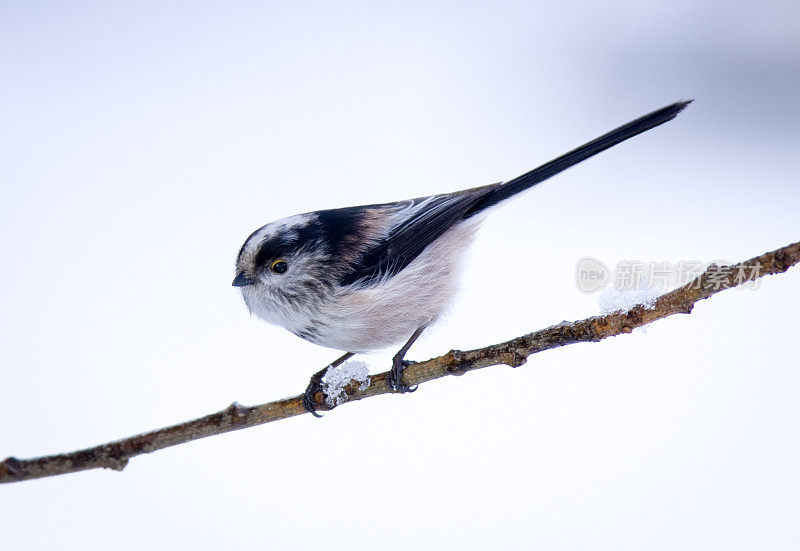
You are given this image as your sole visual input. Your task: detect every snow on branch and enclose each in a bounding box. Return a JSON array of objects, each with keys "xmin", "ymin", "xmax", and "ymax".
[{"xmin": 2, "ymin": 240, "xmax": 798, "ymax": 484}]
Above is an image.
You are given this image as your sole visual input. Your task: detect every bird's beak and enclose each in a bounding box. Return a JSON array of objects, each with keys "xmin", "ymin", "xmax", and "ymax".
[{"xmin": 232, "ymin": 272, "xmax": 254, "ymax": 287}]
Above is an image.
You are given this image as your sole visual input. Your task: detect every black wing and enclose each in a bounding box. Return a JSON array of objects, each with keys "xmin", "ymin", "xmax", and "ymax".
[{"xmin": 339, "ymin": 187, "xmax": 498, "ymax": 286}]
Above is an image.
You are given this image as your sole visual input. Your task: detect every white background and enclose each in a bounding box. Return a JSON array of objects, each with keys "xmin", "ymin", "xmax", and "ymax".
[{"xmin": 1, "ymin": 2, "xmax": 799, "ymax": 549}]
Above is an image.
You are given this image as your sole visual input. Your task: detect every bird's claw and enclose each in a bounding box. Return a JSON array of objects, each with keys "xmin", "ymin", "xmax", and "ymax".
[
  {"xmin": 302, "ymin": 376, "xmax": 325, "ymax": 418},
  {"xmin": 388, "ymin": 359, "xmax": 418, "ymax": 393}
]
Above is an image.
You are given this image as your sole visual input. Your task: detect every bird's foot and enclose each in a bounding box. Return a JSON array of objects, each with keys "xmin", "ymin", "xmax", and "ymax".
[
  {"xmin": 302, "ymin": 368, "xmax": 328, "ymax": 418},
  {"xmin": 388, "ymin": 358, "xmax": 418, "ymax": 393}
]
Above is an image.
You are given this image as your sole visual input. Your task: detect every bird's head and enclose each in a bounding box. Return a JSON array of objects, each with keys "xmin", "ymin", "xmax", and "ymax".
[{"xmin": 233, "ymin": 213, "xmax": 334, "ymax": 324}]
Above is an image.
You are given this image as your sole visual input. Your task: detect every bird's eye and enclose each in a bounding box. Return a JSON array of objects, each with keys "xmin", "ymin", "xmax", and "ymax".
[{"xmin": 270, "ymin": 259, "xmax": 288, "ymax": 274}]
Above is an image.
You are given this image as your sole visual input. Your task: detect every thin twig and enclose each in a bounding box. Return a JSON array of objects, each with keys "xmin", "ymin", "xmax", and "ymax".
[{"xmin": 2, "ymin": 240, "xmax": 798, "ymax": 484}]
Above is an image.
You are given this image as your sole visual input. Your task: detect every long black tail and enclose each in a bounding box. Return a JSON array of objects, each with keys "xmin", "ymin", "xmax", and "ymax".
[{"xmin": 466, "ymin": 100, "xmax": 692, "ymax": 215}]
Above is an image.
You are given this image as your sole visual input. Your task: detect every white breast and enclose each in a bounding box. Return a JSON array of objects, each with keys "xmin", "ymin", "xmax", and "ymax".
[{"xmin": 308, "ymin": 216, "xmax": 484, "ymax": 352}]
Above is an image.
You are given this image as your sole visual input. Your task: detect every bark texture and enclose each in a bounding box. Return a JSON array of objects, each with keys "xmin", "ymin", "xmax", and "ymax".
[{"xmin": 2, "ymin": 240, "xmax": 798, "ymax": 484}]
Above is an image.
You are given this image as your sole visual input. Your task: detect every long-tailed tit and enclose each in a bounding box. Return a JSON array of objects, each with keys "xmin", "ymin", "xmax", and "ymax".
[{"xmin": 233, "ymin": 101, "xmax": 691, "ymax": 414}]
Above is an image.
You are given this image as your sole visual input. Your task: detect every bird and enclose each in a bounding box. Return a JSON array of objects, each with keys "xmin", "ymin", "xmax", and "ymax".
[{"xmin": 233, "ymin": 100, "xmax": 691, "ymax": 415}]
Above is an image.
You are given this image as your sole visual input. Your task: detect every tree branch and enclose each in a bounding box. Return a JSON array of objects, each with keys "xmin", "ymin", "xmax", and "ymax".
[{"xmin": 2, "ymin": 240, "xmax": 798, "ymax": 484}]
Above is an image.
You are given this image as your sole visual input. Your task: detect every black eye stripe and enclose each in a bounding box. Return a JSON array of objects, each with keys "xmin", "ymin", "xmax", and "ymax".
[
  {"xmin": 255, "ymin": 239, "xmax": 295, "ymax": 268},
  {"xmin": 252, "ymin": 220, "xmax": 324, "ymax": 269}
]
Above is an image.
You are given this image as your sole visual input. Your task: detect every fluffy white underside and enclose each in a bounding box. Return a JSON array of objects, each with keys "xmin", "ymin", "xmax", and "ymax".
[
  {"xmin": 241, "ymin": 216, "xmax": 484, "ymax": 353},
  {"xmin": 321, "ymin": 216, "xmax": 484, "ymax": 352}
]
